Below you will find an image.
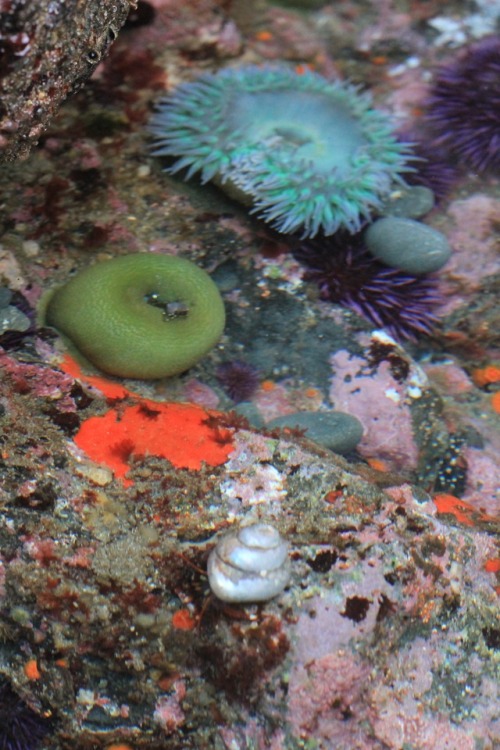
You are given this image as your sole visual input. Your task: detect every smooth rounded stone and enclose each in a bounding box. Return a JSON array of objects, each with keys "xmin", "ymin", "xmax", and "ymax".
[
  {"xmin": 267, "ymin": 410, "xmax": 363, "ymax": 454},
  {"xmin": 235, "ymin": 402, "xmax": 266, "ymax": 429},
  {"xmin": 380, "ymin": 185, "xmax": 435, "ymax": 219},
  {"xmin": 0, "ymin": 306, "xmax": 31, "ymax": 334},
  {"xmin": 0, "ymin": 287, "xmax": 13, "ymax": 308},
  {"xmin": 364, "ymin": 216, "xmax": 451, "ymax": 274}
]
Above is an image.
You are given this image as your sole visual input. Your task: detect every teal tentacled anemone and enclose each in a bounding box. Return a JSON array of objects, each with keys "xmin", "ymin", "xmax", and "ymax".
[{"xmin": 149, "ymin": 66, "xmax": 412, "ymax": 238}]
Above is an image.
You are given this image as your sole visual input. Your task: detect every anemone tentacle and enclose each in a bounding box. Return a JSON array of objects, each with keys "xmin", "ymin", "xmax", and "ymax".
[{"xmin": 150, "ymin": 65, "xmax": 412, "ymax": 238}]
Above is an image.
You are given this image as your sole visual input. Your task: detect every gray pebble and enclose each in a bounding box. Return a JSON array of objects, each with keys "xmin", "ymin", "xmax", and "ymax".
[
  {"xmin": 234, "ymin": 402, "xmax": 265, "ymax": 429},
  {"xmin": 381, "ymin": 185, "xmax": 435, "ymax": 219},
  {"xmin": 0, "ymin": 305, "xmax": 31, "ymax": 334},
  {"xmin": 0, "ymin": 287, "xmax": 13, "ymax": 308},
  {"xmin": 364, "ymin": 216, "xmax": 451, "ymax": 275},
  {"xmin": 267, "ymin": 410, "xmax": 363, "ymax": 454}
]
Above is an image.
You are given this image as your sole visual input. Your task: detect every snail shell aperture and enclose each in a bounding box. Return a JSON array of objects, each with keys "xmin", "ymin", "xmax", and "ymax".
[{"xmin": 207, "ymin": 522, "xmax": 291, "ymax": 603}]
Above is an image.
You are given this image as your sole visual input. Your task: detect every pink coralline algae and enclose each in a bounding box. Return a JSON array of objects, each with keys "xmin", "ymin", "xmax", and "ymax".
[
  {"xmin": 0, "ymin": 351, "xmax": 78, "ymax": 414},
  {"xmin": 153, "ymin": 680, "xmax": 186, "ymax": 734},
  {"xmin": 438, "ymin": 194, "xmax": 500, "ymax": 313},
  {"xmin": 288, "ymin": 650, "xmax": 373, "ymax": 747},
  {"xmin": 284, "ymin": 484, "xmax": 499, "ymax": 750},
  {"xmin": 329, "ymin": 345, "xmax": 420, "ymax": 471},
  {"xmin": 461, "ymin": 446, "xmax": 500, "ymax": 516}
]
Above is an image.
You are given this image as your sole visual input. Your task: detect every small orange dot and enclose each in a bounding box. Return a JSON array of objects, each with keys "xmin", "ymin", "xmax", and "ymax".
[
  {"xmin": 304, "ymin": 387, "xmax": 320, "ymax": 398},
  {"xmin": 472, "ymin": 365, "xmax": 500, "ymax": 387},
  {"xmin": 260, "ymin": 379, "xmax": 276, "ymax": 392},
  {"xmin": 255, "ymin": 30, "xmax": 272, "ymax": 42},
  {"xmin": 106, "ymin": 744, "xmax": 134, "ymax": 750},
  {"xmin": 172, "ymin": 608, "xmax": 197, "ymax": 631},
  {"xmin": 24, "ymin": 659, "xmax": 41, "ymax": 680},
  {"xmin": 484, "ymin": 365, "xmax": 500, "ymax": 382},
  {"xmin": 294, "ymin": 64, "xmax": 314, "ymax": 75},
  {"xmin": 484, "ymin": 558, "xmax": 500, "ymax": 573},
  {"xmin": 367, "ymin": 458, "xmax": 389, "ymax": 472}
]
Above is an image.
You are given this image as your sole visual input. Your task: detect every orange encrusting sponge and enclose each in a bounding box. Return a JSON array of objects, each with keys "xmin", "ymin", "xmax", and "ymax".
[{"xmin": 60, "ymin": 354, "xmax": 234, "ymax": 486}]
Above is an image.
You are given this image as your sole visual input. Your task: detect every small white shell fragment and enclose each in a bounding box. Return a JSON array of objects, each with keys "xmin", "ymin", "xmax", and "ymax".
[{"xmin": 207, "ymin": 522, "xmax": 291, "ymax": 603}]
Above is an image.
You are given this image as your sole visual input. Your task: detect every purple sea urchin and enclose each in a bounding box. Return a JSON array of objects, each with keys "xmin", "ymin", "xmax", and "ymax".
[
  {"xmin": 216, "ymin": 359, "xmax": 260, "ymax": 403},
  {"xmin": 425, "ymin": 36, "xmax": 500, "ymax": 173},
  {"xmin": 150, "ymin": 66, "xmax": 412, "ymax": 238},
  {"xmin": 0, "ymin": 680, "xmax": 51, "ymax": 750},
  {"xmin": 401, "ymin": 136, "xmax": 459, "ymax": 202},
  {"xmin": 293, "ymin": 232, "xmax": 441, "ymax": 341}
]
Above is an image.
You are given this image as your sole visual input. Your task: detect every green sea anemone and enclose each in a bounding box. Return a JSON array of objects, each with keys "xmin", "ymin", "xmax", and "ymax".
[
  {"xmin": 150, "ymin": 65, "xmax": 411, "ymax": 238},
  {"xmin": 45, "ymin": 253, "xmax": 225, "ymax": 379}
]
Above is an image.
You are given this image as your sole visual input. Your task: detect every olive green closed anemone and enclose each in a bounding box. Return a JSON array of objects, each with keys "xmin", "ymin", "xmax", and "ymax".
[{"xmin": 45, "ymin": 253, "xmax": 225, "ymax": 379}]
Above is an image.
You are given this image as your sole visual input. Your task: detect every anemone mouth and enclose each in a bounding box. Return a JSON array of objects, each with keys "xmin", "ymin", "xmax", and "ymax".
[
  {"xmin": 226, "ymin": 90, "xmax": 366, "ymax": 177},
  {"xmin": 150, "ymin": 65, "xmax": 412, "ymax": 237}
]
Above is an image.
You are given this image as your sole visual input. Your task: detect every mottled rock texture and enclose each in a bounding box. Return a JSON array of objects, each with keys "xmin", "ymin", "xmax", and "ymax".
[{"xmin": 0, "ymin": 0, "xmax": 134, "ymax": 162}]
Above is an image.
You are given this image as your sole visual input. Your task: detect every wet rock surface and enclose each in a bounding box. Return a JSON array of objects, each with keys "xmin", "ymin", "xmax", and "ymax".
[
  {"xmin": 0, "ymin": 361, "xmax": 498, "ymax": 748},
  {"xmin": 0, "ymin": 0, "xmax": 498, "ymax": 748},
  {"xmin": 0, "ymin": 0, "xmax": 133, "ymax": 162}
]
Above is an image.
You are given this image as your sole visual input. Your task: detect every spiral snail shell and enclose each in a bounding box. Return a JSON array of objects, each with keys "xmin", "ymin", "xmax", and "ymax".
[{"xmin": 207, "ymin": 522, "xmax": 291, "ymax": 603}]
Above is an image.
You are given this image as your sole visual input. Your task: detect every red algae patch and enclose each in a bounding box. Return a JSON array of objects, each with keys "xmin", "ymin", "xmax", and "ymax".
[{"xmin": 74, "ymin": 400, "xmax": 234, "ymax": 486}]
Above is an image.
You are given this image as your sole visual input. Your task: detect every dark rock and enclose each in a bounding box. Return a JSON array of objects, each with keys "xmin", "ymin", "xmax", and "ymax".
[{"xmin": 0, "ymin": 0, "xmax": 133, "ymax": 162}]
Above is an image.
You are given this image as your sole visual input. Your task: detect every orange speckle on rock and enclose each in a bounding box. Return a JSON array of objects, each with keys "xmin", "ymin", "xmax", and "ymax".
[
  {"xmin": 367, "ymin": 458, "xmax": 389, "ymax": 472},
  {"xmin": 304, "ymin": 387, "xmax": 320, "ymax": 398},
  {"xmin": 24, "ymin": 658, "xmax": 41, "ymax": 680},
  {"xmin": 324, "ymin": 490, "xmax": 342, "ymax": 504},
  {"xmin": 491, "ymin": 391, "xmax": 500, "ymax": 414},
  {"xmin": 433, "ymin": 493, "xmax": 494, "ymax": 527},
  {"xmin": 294, "ymin": 63, "xmax": 314, "ymax": 75},
  {"xmin": 74, "ymin": 400, "xmax": 234, "ymax": 486},
  {"xmin": 370, "ymin": 55, "xmax": 388, "ymax": 65},
  {"xmin": 172, "ymin": 608, "xmax": 197, "ymax": 631},
  {"xmin": 260, "ymin": 379, "xmax": 276, "ymax": 392},
  {"xmin": 255, "ymin": 30, "xmax": 272, "ymax": 41},
  {"xmin": 106, "ymin": 744, "xmax": 134, "ymax": 750},
  {"xmin": 472, "ymin": 364, "xmax": 500, "ymax": 387},
  {"xmin": 484, "ymin": 558, "xmax": 500, "ymax": 573}
]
